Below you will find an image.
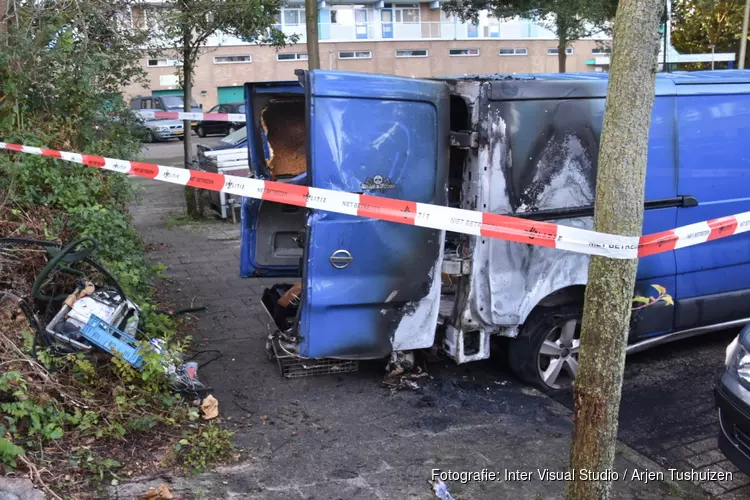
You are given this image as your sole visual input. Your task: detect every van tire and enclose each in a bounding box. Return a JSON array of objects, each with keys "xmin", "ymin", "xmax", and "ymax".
[
  {"xmin": 508, "ymin": 305, "xmax": 582, "ymax": 393},
  {"xmin": 196, "ymin": 125, "xmax": 206, "ymax": 138}
]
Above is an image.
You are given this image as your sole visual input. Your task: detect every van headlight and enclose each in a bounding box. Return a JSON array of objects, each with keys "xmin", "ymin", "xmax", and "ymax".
[{"xmin": 727, "ymin": 328, "xmax": 750, "ymax": 389}]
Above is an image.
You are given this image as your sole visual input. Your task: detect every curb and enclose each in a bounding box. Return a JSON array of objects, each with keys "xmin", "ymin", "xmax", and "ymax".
[{"xmin": 615, "ymin": 441, "xmax": 707, "ymax": 500}]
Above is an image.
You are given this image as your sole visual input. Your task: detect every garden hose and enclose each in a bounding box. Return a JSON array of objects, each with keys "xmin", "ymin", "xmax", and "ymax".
[
  {"xmin": 1, "ymin": 237, "xmax": 127, "ymax": 299},
  {"xmin": 31, "ymin": 237, "xmax": 98, "ymax": 303}
]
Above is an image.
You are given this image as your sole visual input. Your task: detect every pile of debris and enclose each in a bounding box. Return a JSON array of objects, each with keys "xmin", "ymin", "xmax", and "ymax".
[{"xmin": 0, "ymin": 208, "xmax": 225, "ymax": 498}]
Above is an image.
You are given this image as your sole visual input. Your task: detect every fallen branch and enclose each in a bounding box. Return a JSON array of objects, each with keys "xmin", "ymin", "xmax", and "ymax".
[{"xmin": 18, "ymin": 455, "xmax": 64, "ymax": 500}]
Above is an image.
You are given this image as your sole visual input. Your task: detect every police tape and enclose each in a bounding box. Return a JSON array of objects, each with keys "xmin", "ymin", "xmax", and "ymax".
[
  {"xmin": 139, "ymin": 111, "xmax": 246, "ymax": 122},
  {"xmin": 2, "ymin": 141, "xmax": 749, "ymax": 260}
]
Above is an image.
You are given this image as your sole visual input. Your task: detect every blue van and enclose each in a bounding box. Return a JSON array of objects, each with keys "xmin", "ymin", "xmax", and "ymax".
[{"xmin": 239, "ymin": 70, "xmax": 750, "ymax": 392}]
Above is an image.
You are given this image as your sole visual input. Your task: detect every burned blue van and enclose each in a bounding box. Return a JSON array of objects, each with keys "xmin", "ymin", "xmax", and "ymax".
[{"xmin": 239, "ymin": 70, "xmax": 750, "ymax": 392}]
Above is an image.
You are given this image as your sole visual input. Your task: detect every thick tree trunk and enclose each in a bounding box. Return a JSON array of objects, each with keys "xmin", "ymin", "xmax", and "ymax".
[
  {"xmin": 564, "ymin": 1, "xmax": 663, "ymax": 499},
  {"xmin": 305, "ymin": 0, "xmax": 320, "ymax": 70}
]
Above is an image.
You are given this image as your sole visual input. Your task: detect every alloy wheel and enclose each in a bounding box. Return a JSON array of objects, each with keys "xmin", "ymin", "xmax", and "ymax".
[{"xmin": 537, "ymin": 318, "xmax": 581, "ymax": 390}]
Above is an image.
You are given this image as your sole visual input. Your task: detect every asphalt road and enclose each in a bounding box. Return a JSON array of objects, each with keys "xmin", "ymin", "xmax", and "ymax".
[
  {"xmin": 550, "ymin": 328, "xmax": 738, "ymax": 460},
  {"xmin": 139, "ymin": 134, "xmax": 223, "ymax": 164}
]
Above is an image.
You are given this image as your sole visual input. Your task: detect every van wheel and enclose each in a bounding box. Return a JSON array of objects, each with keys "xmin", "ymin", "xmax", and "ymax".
[
  {"xmin": 196, "ymin": 125, "xmax": 206, "ymax": 138},
  {"xmin": 508, "ymin": 306, "xmax": 582, "ymax": 392}
]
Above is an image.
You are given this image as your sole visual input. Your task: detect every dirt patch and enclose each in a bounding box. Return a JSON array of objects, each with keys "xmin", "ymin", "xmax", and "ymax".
[{"xmin": 260, "ymin": 100, "xmax": 306, "ymax": 179}]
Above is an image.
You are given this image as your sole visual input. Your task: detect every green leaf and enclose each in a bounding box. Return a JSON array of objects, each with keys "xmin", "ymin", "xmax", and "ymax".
[
  {"xmin": 661, "ymin": 294, "xmax": 674, "ymax": 306},
  {"xmin": 179, "ymin": 439, "xmax": 189, "ymax": 445},
  {"xmin": 632, "ymin": 296, "xmax": 651, "ymax": 304},
  {"xmin": 651, "ymin": 284, "xmax": 667, "ymax": 295},
  {"xmin": 0, "ymin": 437, "xmax": 25, "ymax": 465}
]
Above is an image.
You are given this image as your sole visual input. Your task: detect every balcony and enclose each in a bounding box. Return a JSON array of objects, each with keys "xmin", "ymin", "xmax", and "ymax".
[
  {"xmin": 244, "ymin": 19, "xmax": 558, "ymax": 44},
  {"xmin": 276, "ymin": 21, "xmax": 554, "ymax": 43}
]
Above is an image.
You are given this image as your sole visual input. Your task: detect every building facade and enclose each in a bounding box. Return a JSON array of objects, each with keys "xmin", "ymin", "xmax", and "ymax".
[{"xmin": 124, "ymin": 1, "xmax": 611, "ymax": 109}]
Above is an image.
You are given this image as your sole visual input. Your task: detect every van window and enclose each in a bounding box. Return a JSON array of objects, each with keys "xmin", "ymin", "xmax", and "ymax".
[{"xmin": 140, "ymin": 98, "xmax": 154, "ymax": 109}]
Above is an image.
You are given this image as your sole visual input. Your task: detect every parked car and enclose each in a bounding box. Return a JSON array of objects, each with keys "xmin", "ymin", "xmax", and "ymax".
[
  {"xmin": 137, "ymin": 116, "xmax": 186, "ymax": 142},
  {"xmin": 130, "ymin": 95, "xmax": 202, "ymax": 127},
  {"xmin": 194, "ymin": 102, "xmax": 245, "ymax": 137},
  {"xmin": 237, "ymin": 70, "xmax": 750, "ymax": 392},
  {"xmin": 717, "ymin": 328, "xmax": 750, "ymax": 474}
]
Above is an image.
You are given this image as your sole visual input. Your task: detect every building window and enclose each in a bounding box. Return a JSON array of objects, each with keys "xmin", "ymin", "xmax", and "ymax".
[
  {"xmin": 499, "ymin": 48, "xmax": 528, "ymax": 56},
  {"xmin": 449, "ymin": 48, "xmax": 479, "ymax": 57},
  {"xmin": 548, "ymin": 47, "xmax": 574, "ymax": 55},
  {"xmin": 147, "ymin": 58, "xmax": 181, "ymax": 67},
  {"xmin": 395, "ymin": 49, "xmax": 428, "ymax": 58},
  {"xmin": 339, "ymin": 50, "xmax": 372, "ymax": 59},
  {"xmin": 330, "ymin": 6, "xmax": 355, "ymax": 25},
  {"xmin": 592, "ymin": 48, "xmax": 612, "ymax": 54},
  {"xmin": 213, "ymin": 55, "xmax": 252, "ymax": 64},
  {"xmin": 277, "ymin": 53, "xmax": 308, "ymax": 61},
  {"xmin": 283, "ymin": 8, "xmax": 305, "ymax": 26},
  {"xmin": 388, "ymin": 4, "xmax": 420, "ymax": 24}
]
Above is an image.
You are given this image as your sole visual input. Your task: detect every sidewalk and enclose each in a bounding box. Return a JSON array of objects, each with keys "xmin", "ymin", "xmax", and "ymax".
[{"xmin": 116, "ymin": 175, "xmax": 706, "ymax": 500}]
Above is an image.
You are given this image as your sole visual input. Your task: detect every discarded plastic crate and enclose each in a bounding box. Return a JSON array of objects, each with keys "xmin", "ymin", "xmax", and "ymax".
[
  {"xmin": 270, "ymin": 337, "xmax": 358, "ymax": 378},
  {"xmin": 80, "ymin": 314, "xmax": 143, "ymax": 368}
]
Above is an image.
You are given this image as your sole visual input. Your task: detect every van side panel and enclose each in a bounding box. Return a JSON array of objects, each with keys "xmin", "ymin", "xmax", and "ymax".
[
  {"xmin": 674, "ymin": 86, "xmax": 750, "ymax": 328},
  {"xmin": 460, "ymin": 79, "xmax": 678, "ymax": 333}
]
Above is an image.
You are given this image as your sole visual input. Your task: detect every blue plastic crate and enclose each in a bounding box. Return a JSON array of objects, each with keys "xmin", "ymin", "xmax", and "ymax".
[{"xmin": 80, "ymin": 314, "xmax": 143, "ymax": 368}]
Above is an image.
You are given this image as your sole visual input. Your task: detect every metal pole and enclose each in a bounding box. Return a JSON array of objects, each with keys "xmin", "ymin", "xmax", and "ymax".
[{"xmin": 740, "ymin": 0, "xmax": 750, "ymax": 69}]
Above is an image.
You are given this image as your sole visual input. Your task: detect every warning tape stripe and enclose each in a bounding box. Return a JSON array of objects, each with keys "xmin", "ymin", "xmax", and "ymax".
[
  {"xmin": 3, "ymin": 142, "xmax": 750, "ymax": 260},
  {"xmin": 139, "ymin": 111, "xmax": 246, "ymax": 122}
]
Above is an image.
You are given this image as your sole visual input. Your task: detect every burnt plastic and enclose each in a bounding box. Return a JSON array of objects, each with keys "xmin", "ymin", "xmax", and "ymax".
[{"xmin": 261, "ymin": 283, "xmax": 299, "ymax": 331}]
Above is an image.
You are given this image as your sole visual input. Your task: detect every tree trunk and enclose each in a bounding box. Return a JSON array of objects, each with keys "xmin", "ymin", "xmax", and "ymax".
[
  {"xmin": 181, "ymin": 22, "xmax": 199, "ymax": 218},
  {"xmin": 0, "ymin": 0, "xmax": 7, "ymax": 35},
  {"xmin": 558, "ymin": 36, "xmax": 567, "ymax": 73},
  {"xmin": 564, "ymin": 1, "xmax": 663, "ymax": 499},
  {"xmin": 305, "ymin": 0, "xmax": 320, "ymax": 69}
]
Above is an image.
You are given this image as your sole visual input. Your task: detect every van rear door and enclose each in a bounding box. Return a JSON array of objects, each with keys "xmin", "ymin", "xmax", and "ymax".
[
  {"xmin": 297, "ymin": 70, "xmax": 449, "ymax": 359},
  {"xmin": 240, "ymin": 81, "xmax": 307, "ymax": 277}
]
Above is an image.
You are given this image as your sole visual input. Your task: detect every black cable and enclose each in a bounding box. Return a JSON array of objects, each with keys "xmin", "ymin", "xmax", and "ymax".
[
  {"xmin": 185, "ymin": 349, "xmax": 223, "ymax": 369},
  {"xmin": 153, "ymin": 306, "xmax": 207, "ymax": 317}
]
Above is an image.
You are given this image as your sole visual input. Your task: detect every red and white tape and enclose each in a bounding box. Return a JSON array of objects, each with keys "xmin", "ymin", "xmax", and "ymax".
[
  {"xmin": 139, "ymin": 111, "xmax": 246, "ymax": 122},
  {"xmin": 2, "ymin": 142, "xmax": 750, "ymax": 260}
]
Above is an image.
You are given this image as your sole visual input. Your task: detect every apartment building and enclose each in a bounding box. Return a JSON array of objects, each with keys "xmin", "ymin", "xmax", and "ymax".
[{"xmin": 124, "ymin": 1, "xmax": 611, "ymax": 109}]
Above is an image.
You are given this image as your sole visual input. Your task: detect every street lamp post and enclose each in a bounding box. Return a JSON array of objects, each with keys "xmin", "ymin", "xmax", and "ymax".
[{"xmin": 709, "ymin": 44, "xmax": 715, "ymax": 70}]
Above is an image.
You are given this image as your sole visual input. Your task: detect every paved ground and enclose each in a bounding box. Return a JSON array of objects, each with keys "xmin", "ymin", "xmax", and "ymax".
[{"xmin": 115, "ymin": 144, "xmax": 748, "ymax": 499}]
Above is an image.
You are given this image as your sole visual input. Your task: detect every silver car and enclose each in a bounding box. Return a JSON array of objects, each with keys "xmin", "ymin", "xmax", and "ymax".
[{"xmin": 137, "ymin": 114, "xmax": 185, "ymax": 142}]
